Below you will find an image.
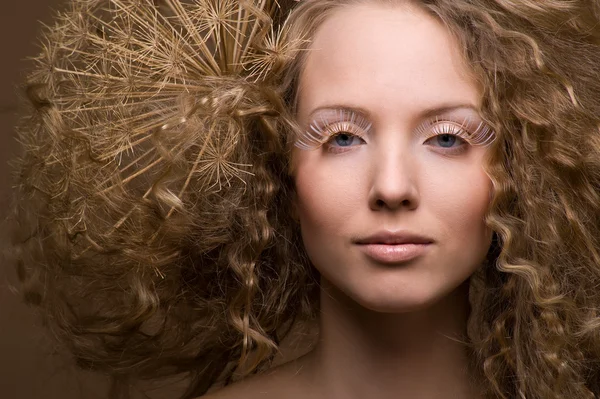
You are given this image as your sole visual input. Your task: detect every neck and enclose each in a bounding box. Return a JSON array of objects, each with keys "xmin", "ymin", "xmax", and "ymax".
[{"xmin": 302, "ymin": 277, "xmax": 482, "ymax": 399}]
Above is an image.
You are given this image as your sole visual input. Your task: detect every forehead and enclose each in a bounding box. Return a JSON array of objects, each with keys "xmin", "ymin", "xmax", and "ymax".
[{"xmin": 297, "ymin": 3, "xmax": 481, "ymax": 119}]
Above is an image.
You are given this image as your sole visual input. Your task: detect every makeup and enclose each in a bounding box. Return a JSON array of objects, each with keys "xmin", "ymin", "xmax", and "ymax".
[
  {"xmin": 357, "ymin": 243, "xmax": 431, "ymax": 264},
  {"xmin": 414, "ymin": 115, "xmax": 496, "ymax": 147},
  {"xmin": 294, "ymin": 108, "xmax": 496, "ymax": 151},
  {"xmin": 295, "ymin": 108, "xmax": 372, "ymax": 151}
]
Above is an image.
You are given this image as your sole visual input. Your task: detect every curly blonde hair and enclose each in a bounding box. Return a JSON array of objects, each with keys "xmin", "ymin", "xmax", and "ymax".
[{"xmin": 8, "ymin": 0, "xmax": 600, "ymax": 398}]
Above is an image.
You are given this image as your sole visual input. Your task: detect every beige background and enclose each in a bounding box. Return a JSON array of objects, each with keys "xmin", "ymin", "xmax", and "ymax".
[{"xmin": 0, "ymin": 2, "xmax": 110, "ymax": 399}]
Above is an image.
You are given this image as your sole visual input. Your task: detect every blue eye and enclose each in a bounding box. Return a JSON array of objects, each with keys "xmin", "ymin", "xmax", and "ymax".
[
  {"xmin": 433, "ymin": 134, "xmax": 461, "ymax": 148},
  {"xmin": 297, "ymin": 109, "xmax": 372, "ymax": 151},
  {"xmin": 323, "ymin": 132, "xmax": 367, "ymax": 153},
  {"xmin": 424, "ymin": 132, "xmax": 469, "ymax": 155},
  {"xmin": 332, "ymin": 133, "xmax": 361, "ymax": 147}
]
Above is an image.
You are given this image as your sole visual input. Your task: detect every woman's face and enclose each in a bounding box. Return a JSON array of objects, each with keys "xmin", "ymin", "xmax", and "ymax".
[{"xmin": 292, "ymin": 2, "xmax": 495, "ymax": 313}]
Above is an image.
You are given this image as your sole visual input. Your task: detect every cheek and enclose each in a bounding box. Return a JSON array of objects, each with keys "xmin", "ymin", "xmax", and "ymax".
[
  {"xmin": 293, "ymin": 155, "xmax": 363, "ymax": 235},
  {"xmin": 424, "ymin": 164, "xmax": 493, "ymax": 248}
]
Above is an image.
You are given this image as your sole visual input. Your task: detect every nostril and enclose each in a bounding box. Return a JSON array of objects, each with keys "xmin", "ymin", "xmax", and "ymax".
[{"xmin": 374, "ymin": 198, "xmax": 414, "ymax": 210}]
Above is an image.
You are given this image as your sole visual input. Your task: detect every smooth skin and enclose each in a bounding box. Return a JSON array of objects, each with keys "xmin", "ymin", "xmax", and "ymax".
[{"xmin": 203, "ymin": 2, "xmax": 492, "ymax": 398}]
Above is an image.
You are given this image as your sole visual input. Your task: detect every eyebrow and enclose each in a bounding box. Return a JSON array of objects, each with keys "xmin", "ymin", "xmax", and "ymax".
[{"xmin": 307, "ymin": 103, "xmax": 481, "ymax": 121}]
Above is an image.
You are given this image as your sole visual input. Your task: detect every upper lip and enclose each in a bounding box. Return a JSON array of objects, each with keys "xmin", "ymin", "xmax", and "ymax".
[{"xmin": 355, "ymin": 230, "xmax": 434, "ymax": 245}]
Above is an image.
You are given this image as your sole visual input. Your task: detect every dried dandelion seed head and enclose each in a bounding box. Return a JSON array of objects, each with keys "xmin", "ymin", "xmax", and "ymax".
[
  {"xmin": 12, "ymin": 0, "xmax": 314, "ymax": 394},
  {"xmin": 21, "ymin": 0, "xmax": 298, "ymax": 241}
]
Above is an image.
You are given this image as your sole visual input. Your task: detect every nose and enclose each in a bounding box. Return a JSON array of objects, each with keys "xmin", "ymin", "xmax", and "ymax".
[{"xmin": 367, "ymin": 140, "xmax": 420, "ymax": 212}]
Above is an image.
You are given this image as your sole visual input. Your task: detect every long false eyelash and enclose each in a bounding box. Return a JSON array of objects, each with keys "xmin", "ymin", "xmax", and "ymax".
[
  {"xmin": 469, "ymin": 120, "xmax": 497, "ymax": 146},
  {"xmin": 295, "ymin": 113, "xmax": 496, "ymax": 150},
  {"xmin": 417, "ymin": 116, "xmax": 497, "ymax": 147},
  {"xmin": 295, "ymin": 109, "xmax": 373, "ymax": 150}
]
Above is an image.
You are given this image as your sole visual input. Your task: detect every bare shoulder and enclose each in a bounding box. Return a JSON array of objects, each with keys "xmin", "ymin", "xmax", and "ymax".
[{"xmin": 197, "ymin": 355, "xmax": 312, "ymax": 399}]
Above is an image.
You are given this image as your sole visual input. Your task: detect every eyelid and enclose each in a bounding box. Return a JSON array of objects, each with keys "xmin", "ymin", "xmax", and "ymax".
[
  {"xmin": 295, "ymin": 109, "xmax": 372, "ymax": 150},
  {"xmin": 294, "ymin": 111, "xmax": 496, "ymax": 150},
  {"xmin": 416, "ymin": 116, "xmax": 496, "ymax": 147}
]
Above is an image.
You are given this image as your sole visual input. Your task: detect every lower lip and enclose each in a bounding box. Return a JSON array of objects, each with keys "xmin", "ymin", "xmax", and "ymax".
[{"xmin": 357, "ymin": 243, "xmax": 431, "ymax": 264}]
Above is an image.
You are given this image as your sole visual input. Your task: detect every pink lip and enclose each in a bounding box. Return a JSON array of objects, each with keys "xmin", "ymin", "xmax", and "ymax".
[
  {"xmin": 357, "ymin": 243, "xmax": 430, "ymax": 264},
  {"xmin": 355, "ymin": 230, "xmax": 434, "ymax": 245}
]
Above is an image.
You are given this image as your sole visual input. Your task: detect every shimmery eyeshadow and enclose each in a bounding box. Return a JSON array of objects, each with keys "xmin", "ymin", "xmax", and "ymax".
[
  {"xmin": 415, "ymin": 116, "xmax": 496, "ymax": 147},
  {"xmin": 295, "ymin": 108, "xmax": 372, "ymax": 151},
  {"xmin": 294, "ymin": 109, "xmax": 496, "ymax": 151}
]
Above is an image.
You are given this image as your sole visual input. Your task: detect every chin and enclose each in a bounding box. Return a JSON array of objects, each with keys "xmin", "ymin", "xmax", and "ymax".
[
  {"xmin": 341, "ymin": 279, "xmax": 470, "ymax": 315},
  {"xmin": 351, "ymin": 291, "xmax": 442, "ymax": 314}
]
